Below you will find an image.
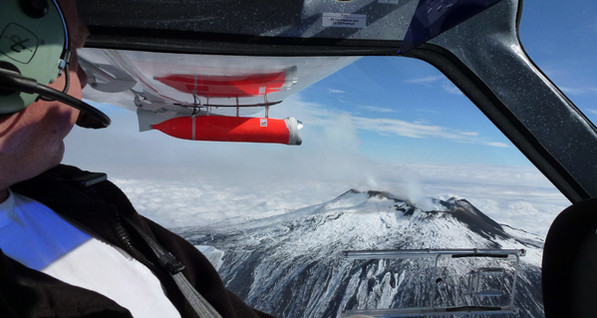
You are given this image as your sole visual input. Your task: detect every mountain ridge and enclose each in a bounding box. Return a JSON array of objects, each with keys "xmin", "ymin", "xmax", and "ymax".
[{"xmin": 176, "ymin": 188, "xmax": 544, "ymax": 317}]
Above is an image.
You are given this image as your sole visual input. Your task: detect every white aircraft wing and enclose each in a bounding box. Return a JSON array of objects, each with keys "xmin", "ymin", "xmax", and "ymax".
[{"xmin": 79, "ymin": 48, "xmax": 358, "ymax": 145}]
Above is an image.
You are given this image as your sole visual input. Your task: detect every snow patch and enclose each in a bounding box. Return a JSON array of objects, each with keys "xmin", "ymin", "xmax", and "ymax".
[{"xmin": 194, "ymin": 245, "xmax": 225, "ymax": 271}]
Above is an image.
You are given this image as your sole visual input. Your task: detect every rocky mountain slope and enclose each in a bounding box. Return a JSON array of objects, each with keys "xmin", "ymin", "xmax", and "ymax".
[{"xmin": 176, "ymin": 189, "xmax": 545, "ymax": 317}]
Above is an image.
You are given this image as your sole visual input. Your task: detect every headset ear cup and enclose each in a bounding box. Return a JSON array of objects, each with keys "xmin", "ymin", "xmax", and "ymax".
[{"xmin": 0, "ymin": 0, "xmax": 68, "ymax": 114}]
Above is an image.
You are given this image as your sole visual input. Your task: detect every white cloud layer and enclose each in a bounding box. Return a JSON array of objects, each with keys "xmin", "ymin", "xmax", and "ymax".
[
  {"xmin": 63, "ymin": 95, "xmax": 568, "ymax": 239},
  {"xmin": 351, "ymin": 115, "xmax": 506, "ymax": 148},
  {"xmin": 359, "ymin": 105, "xmax": 400, "ymax": 114},
  {"xmin": 327, "ymin": 88, "xmax": 346, "ymax": 94},
  {"xmin": 104, "ymin": 161, "xmax": 567, "ymax": 238},
  {"xmin": 403, "ymin": 75, "xmax": 444, "ymax": 84}
]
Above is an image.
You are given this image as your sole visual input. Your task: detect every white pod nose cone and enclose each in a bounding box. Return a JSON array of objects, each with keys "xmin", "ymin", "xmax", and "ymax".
[{"xmin": 285, "ymin": 117, "xmax": 302, "ymax": 146}]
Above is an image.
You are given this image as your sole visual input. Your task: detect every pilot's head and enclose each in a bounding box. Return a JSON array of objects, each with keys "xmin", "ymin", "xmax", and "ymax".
[{"xmin": 0, "ymin": 0, "xmax": 87, "ymax": 192}]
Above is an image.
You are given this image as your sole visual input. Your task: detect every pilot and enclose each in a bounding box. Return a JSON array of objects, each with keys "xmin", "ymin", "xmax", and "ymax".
[{"xmin": 0, "ymin": 0, "xmax": 273, "ymax": 317}]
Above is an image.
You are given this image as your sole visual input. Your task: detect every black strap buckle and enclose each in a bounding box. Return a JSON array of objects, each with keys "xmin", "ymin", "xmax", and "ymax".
[{"xmin": 159, "ymin": 252, "xmax": 186, "ymax": 274}]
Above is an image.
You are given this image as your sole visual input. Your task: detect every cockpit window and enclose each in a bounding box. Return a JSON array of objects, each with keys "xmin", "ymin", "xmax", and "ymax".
[
  {"xmin": 66, "ymin": 53, "xmax": 567, "ymax": 316},
  {"xmin": 64, "ymin": 0, "xmax": 596, "ymax": 316}
]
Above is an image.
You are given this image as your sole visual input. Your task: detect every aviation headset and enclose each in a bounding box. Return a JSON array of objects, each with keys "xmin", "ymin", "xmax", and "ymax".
[{"xmin": 0, "ymin": 0, "xmax": 110, "ymax": 128}]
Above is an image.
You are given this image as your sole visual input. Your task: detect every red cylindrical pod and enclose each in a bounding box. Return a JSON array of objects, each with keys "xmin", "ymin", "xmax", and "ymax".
[
  {"xmin": 155, "ymin": 72, "xmax": 287, "ymax": 97},
  {"xmin": 153, "ymin": 116, "xmax": 302, "ymax": 145}
]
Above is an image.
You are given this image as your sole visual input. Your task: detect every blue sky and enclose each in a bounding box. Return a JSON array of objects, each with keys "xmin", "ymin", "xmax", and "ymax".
[
  {"xmin": 520, "ymin": 0, "xmax": 597, "ymax": 116},
  {"xmin": 296, "ymin": 57, "xmax": 520, "ymax": 165}
]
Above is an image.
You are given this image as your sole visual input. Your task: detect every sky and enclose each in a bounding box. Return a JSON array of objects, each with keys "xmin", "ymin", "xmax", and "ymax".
[{"xmin": 63, "ymin": 0, "xmax": 596, "ymax": 237}]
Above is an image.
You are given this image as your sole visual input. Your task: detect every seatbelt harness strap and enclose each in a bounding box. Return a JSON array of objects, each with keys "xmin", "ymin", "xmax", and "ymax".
[{"xmin": 125, "ymin": 218, "xmax": 223, "ymax": 318}]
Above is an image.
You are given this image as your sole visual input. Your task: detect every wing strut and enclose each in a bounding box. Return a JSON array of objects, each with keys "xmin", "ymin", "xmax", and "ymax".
[{"xmin": 341, "ymin": 249, "xmax": 525, "ymax": 317}]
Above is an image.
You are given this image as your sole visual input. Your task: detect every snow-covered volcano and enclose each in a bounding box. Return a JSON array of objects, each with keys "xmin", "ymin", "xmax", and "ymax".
[{"xmin": 176, "ymin": 189, "xmax": 544, "ymax": 317}]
